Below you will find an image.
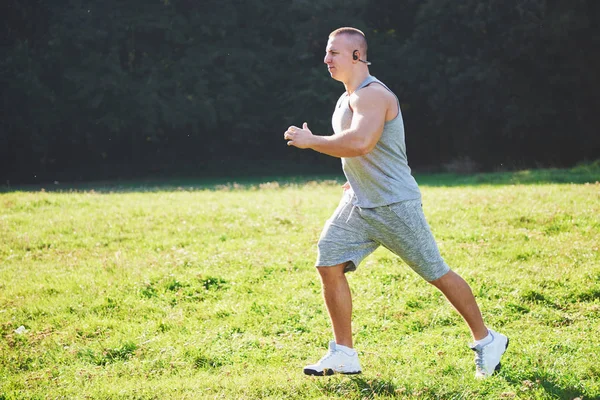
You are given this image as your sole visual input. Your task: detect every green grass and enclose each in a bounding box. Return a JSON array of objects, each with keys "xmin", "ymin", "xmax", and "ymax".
[{"xmin": 1, "ymin": 167, "xmax": 599, "ymax": 399}]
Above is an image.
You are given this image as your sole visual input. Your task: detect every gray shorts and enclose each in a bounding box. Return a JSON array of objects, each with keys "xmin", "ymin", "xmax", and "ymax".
[{"xmin": 316, "ymin": 192, "xmax": 450, "ymax": 281}]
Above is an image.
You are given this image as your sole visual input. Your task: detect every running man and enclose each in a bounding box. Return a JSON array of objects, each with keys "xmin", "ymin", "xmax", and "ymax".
[{"xmin": 283, "ymin": 27, "xmax": 508, "ymax": 378}]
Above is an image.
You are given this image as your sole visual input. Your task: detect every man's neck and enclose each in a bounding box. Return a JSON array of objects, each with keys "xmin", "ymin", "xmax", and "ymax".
[{"xmin": 344, "ymin": 70, "xmax": 371, "ymax": 95}]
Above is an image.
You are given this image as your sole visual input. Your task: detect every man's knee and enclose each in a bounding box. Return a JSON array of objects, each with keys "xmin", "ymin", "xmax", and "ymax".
[
  {"xmin": 428, "ymin": 270, "xmax": 475, "ymax": 295},
  {"xmin": 317, "ymin": 263, "xmax": 349, "ymax": 280},
  {"xmin": 427, "ymin": 269, "xmax": 454, "ymax": 288}
]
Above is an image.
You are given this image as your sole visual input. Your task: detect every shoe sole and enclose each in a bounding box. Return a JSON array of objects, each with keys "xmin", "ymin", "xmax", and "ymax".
[{"xmin": 303, "ymin": 368, "xmax": 362, "ymax": 376}]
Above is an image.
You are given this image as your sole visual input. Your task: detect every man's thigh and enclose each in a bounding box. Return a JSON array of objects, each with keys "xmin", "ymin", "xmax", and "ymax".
[
  {"xmin": 316, "ymin": 195, "xmax": 379, "ymax": 273},
  {"xmin": 361, "ymin": 199, "xmax": 450, "ymax": 281}
]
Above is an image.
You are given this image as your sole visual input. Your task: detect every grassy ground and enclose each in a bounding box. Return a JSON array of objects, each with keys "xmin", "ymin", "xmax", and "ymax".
[{"xmin": 1, "ymin": 167, "xmax": 599, "ymax": 399}]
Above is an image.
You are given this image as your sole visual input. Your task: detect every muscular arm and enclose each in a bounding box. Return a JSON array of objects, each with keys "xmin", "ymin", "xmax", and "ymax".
[{"xmin": 285, "ymin": 86, "xmax": 388, "ymax": 158}]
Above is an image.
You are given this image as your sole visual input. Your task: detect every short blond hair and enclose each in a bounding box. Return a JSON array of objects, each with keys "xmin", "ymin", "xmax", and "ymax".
[{"xmin": 329, "ymin": 27, "xmax": 368, "ymax": 57}]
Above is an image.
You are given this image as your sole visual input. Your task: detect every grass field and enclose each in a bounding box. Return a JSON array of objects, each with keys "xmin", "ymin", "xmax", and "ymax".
[{"xmin": 1, "ymin": 166, "xmax": 599, "ymax": 399}]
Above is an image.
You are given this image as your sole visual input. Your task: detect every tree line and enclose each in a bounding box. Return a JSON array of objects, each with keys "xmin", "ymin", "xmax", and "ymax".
[{"xmin": 2, "ymin": 0, "xmax": 599, "ymax": 183}]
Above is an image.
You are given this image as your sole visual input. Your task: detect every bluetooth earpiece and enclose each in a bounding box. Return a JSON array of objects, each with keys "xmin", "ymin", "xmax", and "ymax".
[{"xmin": 352, "ymin": 50, "xmax": 371, "ymax": 65}]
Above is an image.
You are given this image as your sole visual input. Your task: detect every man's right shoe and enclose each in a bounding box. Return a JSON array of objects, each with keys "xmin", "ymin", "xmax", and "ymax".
[
  {"xmin": 470, "ymin": 329, "xmax": 509, "ymax": 378},
  {"xmin": 303, "ymin": 341, "xmax": 362, "ymax": 376}
]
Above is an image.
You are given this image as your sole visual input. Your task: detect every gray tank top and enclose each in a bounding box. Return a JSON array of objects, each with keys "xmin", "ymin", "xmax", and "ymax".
[{"xmin": 332, "ymin": 75, "xmax": 421, "ymax": 208}]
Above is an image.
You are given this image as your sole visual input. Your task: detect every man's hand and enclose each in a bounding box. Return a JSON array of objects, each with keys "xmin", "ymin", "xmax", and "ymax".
[{"xmin": 284, "ymin": 122, "xmax": 314, "ymax": 149}]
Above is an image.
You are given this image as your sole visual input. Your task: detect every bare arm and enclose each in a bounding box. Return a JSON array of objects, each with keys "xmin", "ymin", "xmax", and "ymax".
[{"xmin": 284, "ymin": 86, "xmax": 388, "ymax": 158}]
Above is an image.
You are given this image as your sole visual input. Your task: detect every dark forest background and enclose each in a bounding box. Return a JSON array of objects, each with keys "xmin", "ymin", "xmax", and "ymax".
[{"xmin": 2, "ymin": 0, "xmax": 599, "ymax": 184}]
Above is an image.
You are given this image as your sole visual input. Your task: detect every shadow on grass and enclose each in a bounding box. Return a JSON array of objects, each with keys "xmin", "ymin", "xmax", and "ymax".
[
  {"xmin": 0, "ymin": 173, "xmax": 345, "ymax": 194},
  {"xmin": 504, "ymin": 373, "xmax": 589, "ymax": 400},
  {"xmin": 1, "ymin": 162, "xmax": 599, "ymax": 193},
  {"xmin": 317, "ymin": 376, "xmax": 402, "ymax": 398},
  {"xmin": 414, "ymin": 164, "xmax": 600, "ymax": 187},
  {"xmin": 317, "ymin": 374, "xmax": 593, "ymax": 399}
]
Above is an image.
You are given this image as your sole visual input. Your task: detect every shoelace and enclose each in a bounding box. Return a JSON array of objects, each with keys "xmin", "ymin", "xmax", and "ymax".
[
  {"xmin": 318, "ymin": 350, "xmax": 337, "ymax": 364},
  {"xmin": 472, "ymin": 345, "xmax": 485, "ymax": 372}
]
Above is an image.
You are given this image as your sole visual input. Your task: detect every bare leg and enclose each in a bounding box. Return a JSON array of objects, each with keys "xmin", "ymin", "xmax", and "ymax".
[
  {"xmin": 429, "ymin": 270, "xmax": 488, "ymax": 341},
  {"xmin": 318, "ymin": 263, "xmax": 353, "ymax": 348}
]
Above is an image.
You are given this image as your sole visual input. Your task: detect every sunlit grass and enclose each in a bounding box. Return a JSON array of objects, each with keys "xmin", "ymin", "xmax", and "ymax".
[{"xmin": 1, "ymin": 171, "xmax": 599, "ymax": 399}]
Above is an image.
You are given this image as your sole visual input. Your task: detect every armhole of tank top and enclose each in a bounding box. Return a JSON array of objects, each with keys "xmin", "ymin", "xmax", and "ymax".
[
  {"xmin": 364, "ymin": 81, "xmax": 400, "ymax": 122},
  {"xmin": 390, "ymin": 96, "xmax": 400, "ymax": 121}
]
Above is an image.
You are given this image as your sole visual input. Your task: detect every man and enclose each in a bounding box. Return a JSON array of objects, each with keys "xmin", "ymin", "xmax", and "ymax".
[{"xmin": 283, "ymin": 27, "xmax": 508, "ymax": 378}]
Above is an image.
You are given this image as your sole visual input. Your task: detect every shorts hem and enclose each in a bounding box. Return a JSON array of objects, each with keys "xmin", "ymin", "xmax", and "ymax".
[
  {"xmin": 422, "ymin": 263, "xmax": 451, "ymax": 282},
  {"xmin": 314, "ymin": 259, "xmax": 360, "ymax": 273}
]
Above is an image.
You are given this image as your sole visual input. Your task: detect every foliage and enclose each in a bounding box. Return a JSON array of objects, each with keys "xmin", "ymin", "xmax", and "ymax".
[{"xmin": 1, "ymin": 0, "xmax": 599, "ymax": 182}]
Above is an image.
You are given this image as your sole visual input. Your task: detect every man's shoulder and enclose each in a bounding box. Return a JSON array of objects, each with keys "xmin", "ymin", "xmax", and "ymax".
[
  {"xmin": 352, "ymin": 82, "xmax": 396, "ymax": 106},
  {"xmin": 368, "ymin": 80, "xmax": 395, "ymax": 95}
]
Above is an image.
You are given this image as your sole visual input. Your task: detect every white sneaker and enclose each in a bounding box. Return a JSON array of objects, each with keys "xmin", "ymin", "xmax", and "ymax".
[
  {"xmin": 470, "ymin": 329, "xmax": 509, "ymax": 378},
  {"xmin": 303, "ymin": 341, "xmax": 362, "ymax": 376}
]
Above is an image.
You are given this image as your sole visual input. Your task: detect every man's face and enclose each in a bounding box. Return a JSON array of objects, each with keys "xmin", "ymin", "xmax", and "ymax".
[{"xmin": 324, "ymin": 35, "xmax": 354, "ymax": 81}]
